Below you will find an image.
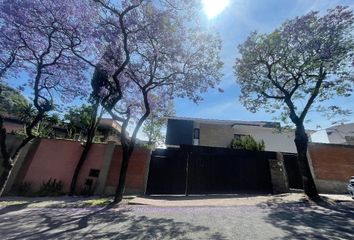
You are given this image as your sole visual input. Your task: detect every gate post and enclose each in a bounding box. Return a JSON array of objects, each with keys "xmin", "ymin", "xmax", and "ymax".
[
  {"xmin": 268, "ymin": 152, "xmax": 289, "ymax": 194},
  {"xmin": 2, "ymin": 138, "xmax": 41, "ymax": 195},
  {"xmin": 181, "ymin": 145, "xmax": 193, "ymax": 196},
  {"xmin": 185, "ymin": 151, "xmax": 190, "ymax": 196}
]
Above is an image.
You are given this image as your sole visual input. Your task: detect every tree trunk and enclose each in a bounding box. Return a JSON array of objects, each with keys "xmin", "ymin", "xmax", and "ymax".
[
  {"xmin": 69, "ymin": 102, "xmax": 100, "ymax": 195},
  {"xmin": 0, "ymin": 116, "xmax": 13, "ymax": 191},
  {"xmin": 0, "ymin": 148, "xmax": 12, "ymax": 193},
  {"xmin": 113, "ymin": 145, "xmax": 133, "ymax": 203},
  {"xmin": 69, "ymin": 137, "xmax": 94, "ymax": 195},
  {"xmin": 0, "ymin": 163, "xmax": 12, "ymax": 195},
  {"xmin": 294, "ymin": 123, "xmax": 320, "ymax": 201}
]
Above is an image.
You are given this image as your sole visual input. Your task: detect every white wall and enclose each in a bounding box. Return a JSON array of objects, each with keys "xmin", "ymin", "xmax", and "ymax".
[
  {"xmin": 198, "ymin": 123, "xmax": 297, "ymax": 153},
  {"xmin": 234, "ymin": 126, "xmax": 297, "ymax": 153},
  {"xmin": 310, "ymin": 130, "xmax": 330, "ymax": 143}
]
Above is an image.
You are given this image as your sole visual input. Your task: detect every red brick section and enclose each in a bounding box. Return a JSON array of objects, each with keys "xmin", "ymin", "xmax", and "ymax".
[
  {"xmin": 76, "ymin": 143, "xmax": 106, "ymax": 191},
  {"xmin": 21, "ymin": 139, "xmax": 106, "ymax": 192},
  {"xmin": 16, "ymin": 138, "xmax": 150, "ymax": 194},
  {"xmin": 106, "ymin": 146, "xmax": 150, "ymax": 194},
  {"xmin": 308, "ymin": 143, "xmax": 354, "ymax": 182},
  {"xmin": 15, "ymin": 139, "xmax": 41, "ymax": 185}
]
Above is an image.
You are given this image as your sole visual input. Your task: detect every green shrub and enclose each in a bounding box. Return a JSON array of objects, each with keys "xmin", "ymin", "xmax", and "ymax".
[
  {"xmin": 230, "ymin": 135, "xmax": 265, "ymax": 151},
  {"xmin": 11, "ymin": 181, "xmax": 32, "ymax": 196},
  {"xmin": 80, "ymin": 185, "xmax": 95, "ymax": 196},
  {"xmin": 36, "ymin": 178, "xmax": 64, "ymax": 197}
]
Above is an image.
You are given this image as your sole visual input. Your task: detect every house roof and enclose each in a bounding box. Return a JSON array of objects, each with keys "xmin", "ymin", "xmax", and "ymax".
[
  {"xmin": 327, "ymin": 122, "xmax": 354, "ymax": 130},
  {"xmin": 1, "ymin": 113, "xmax": 25, "ymax": 124},
  {"xmin": 98, "ymin": 118, "xmax": 122, "ymax": 132},
  {"xmin": 167, "ymin": 116, "xmax": 280, "ymax": 128},
  {"xmin": 326, "ymin": 122, "xmax": 354, "ymax": 135},
  {"xmin": 2, "ymin": 114, "xmax": 122, "ymax": 133}
]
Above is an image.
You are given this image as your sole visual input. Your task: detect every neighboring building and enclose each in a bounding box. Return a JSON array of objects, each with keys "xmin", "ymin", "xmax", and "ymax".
[
  {"xmin": 165, "ymin": 117, "xmax": 297, "ymax": 153},
  {"xmin": 94, "ymin": 118, "xmax": 122, "ymax": 143},
  {"xmin": 316, "ymin": 123, "xmax": 354, "ymax": 145},
  {"xmin": 2, "ymin": 115, "xmax": 122, "ymax": 143},
  {"xmin": 2, "ymin": 115, "xmax": 24, "ymax": 134}
]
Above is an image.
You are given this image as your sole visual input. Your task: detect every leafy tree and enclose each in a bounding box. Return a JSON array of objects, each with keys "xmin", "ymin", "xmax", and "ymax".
[
  {"xmin": 230, "ymin": 136, "xmax": 265, "ymax": 151},
  {"xmin": 234, "ymin": 6, "xmax": 354, "ymax": 200},
  {"xmin": 143, "ymin": 116, "xmax": 166, "ymax": 149},
  {"xmin": 143, "ymin": 101, "xmax": 174, "ymax": 149},
  {"xmin": 0, "ymin": 83, "xmax": 62, "ymax": 137},
  {"xmin": 0, "ymin": 83, "xmax": 29, "ymax": 117},
  {"xmin": 64, "ymin": 104, "xmax": 95, "ymax": 140},
  {"xmin": 93, "ymin": 0, "xmax": 223, "ymax": 203}
]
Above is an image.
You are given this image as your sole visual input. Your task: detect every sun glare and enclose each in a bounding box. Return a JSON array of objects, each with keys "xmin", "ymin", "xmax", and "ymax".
[{"xmin": 202, "ymin": 0, "xmax": 230, "ymax": 19}]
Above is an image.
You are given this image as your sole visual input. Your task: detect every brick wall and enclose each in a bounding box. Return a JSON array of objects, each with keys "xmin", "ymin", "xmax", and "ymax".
[
  {"xmin": 105, "ymin": 146, "xmax": 150, "ymax": 195},
  {"xmin": 11, "ymin": 138, "xmax": 150, "ymax": 195},
  {"xmin": 20, "ymin": 139, "xmax": 104, "ymax": 192},
  {"xmin": 308, "ymin": 143, "xmax": 354, "ymax": 193}
]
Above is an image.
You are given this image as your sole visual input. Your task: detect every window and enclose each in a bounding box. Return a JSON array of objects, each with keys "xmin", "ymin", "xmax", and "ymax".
[
  {"xmin": 193, "ymin": 128, "xmax": 200, "ymax": 139},
  {"xmin": 345, "ymin": 136, "xmax": 354, "ymax": 145}
]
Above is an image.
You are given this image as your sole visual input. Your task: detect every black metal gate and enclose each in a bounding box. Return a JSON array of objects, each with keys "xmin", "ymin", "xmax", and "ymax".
[
  {"xmin": 146, "ymin": 145, "xmax": 274, "ymax": 195},
  {"xmin": 145, "ymin": 148, "xmax": 187, "ymax": 194}
]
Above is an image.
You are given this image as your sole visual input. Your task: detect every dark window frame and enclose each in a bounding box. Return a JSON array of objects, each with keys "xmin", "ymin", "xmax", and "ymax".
[{"xmin": 193, "ymin": 128, "xmax": 200, "ymax": 139}]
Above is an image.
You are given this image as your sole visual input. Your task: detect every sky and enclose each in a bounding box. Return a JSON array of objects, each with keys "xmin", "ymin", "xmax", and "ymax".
[
  {"xmin": 174, "ymin": 0, "xmax": 354, "ymax": 131},
  {"xmin": 4, "ymin": 0, "xmax": 354, "ymax": 141}
]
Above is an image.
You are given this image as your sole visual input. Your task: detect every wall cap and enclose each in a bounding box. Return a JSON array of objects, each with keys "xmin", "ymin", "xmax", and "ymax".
[{"xmin": 309, "ymin": 142, "xmax": 354, "ymax": 149}]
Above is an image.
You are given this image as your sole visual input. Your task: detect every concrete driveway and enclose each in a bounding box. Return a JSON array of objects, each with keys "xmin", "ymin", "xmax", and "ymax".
[{"xmin": 0, "ymin": 195, "xmax": 353, "ymax": 239}]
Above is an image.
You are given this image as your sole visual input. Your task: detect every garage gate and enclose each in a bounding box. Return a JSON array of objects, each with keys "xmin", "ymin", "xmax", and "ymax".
[{"xmin": 146, "ymin": 145, "xmax": 276, "ymax": 195}]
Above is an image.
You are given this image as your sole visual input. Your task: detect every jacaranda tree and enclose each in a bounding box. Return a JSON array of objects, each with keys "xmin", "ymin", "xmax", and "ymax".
[
  {"xmin": 67, "ymin": 0, "xmax": 140, "ymax": 196},
  {"xmin": 0, "ymin": 0, "xmax": 98, "ymax": 192},
  {"xmin": 234, "ymin": 6, "xmax": 354, "ymax": 200},
  {"xmin": 94, "ymin": 0, "xmax": 223, "ymax": 203}
]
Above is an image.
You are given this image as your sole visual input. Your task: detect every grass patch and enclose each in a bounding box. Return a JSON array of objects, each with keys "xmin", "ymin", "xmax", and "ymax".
[
  {"xmin": 81, "ymin": 198, "xmax": 112, "ymax": 207},
  {"xmin": 0, "ymin": 196, "xmax": 134, "ymax": 208},
  {"xmin": 0, "ymin": 200, "xmax": 28, "ymax": 207}
]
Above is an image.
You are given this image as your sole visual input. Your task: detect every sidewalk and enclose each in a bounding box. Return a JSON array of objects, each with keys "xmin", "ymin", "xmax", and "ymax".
[
  {"xmin": 0, "ymin": 193, "xmax": 351, "ymax": 208},
  {"xmin": 129, "ymin": 193, "xmax": 353, "ymax": 207}
]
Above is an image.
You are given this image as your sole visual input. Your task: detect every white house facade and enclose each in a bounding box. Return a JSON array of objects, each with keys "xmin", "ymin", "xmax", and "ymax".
[{"xmin": 165, "ymin": 117, "xmax": 297, "ymax": 153}]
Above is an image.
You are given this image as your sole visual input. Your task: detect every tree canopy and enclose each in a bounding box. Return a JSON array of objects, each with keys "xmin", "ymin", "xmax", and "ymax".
[
  {"xmin": 235, "ymin": 6, "xmax": 354, "ymax": 126},
  {"xmin": 0, "ymin": 83, "xmax": 29, "ymax": 117},
  {"xmin": 64, "ymin": 104, "xmax": 95, "ymax": 139}
]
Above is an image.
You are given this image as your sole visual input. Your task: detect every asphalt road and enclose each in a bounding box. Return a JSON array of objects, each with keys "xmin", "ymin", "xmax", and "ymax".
[{"xmin": 0, "ymin": 201, "xmax": 353, "ymax": 240}]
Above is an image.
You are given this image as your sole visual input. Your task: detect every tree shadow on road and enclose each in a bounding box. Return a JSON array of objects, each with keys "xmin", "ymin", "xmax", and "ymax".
[
  {"xmin": 258, "ymin": 198, "xmax": 354, "ymax": 239},
  {"xmin": 0, "ymin": 201, "xmax": 37, "ymax": 216},
  {"xmin": 0, "ymin": 205, "xmax": 222, "ymax": 239}
]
